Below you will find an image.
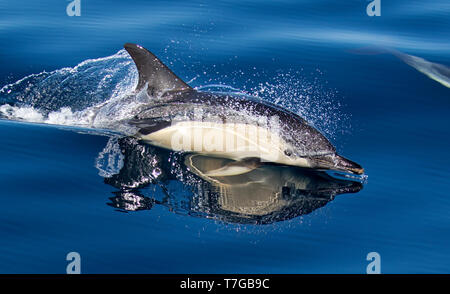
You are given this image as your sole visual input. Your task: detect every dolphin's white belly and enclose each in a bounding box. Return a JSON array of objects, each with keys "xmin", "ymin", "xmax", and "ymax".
[{"xmin": 138, "ymin": 120, "xmax": 310, "ymax": 167}]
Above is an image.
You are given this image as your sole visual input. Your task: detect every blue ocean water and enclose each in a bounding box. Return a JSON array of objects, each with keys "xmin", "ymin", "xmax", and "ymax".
[{"xmin": 0, "ymin": 0, "xmax": 449, "ymax": 273}]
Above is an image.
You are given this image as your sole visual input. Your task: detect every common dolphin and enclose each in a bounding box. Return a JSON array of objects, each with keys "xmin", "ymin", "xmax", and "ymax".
[
  {"xmin": 123, "ymin": 43, "xmax": 364, "ymax": 175},
  {"xmin": 352, "ymin": 47, "xmax": 450, "ymax": 88}
]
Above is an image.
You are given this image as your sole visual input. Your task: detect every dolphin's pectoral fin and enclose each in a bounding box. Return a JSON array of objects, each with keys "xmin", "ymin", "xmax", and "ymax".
[
  {"xmin": 204, "ymin": 161, "xmax": 260, "ymax": 177},
  {"xmin": 124, "ymin": 43, "xmax": 192, "ymax": 96},
  {"xmin": 185, "ymin": 155, "xmax": 261, "ymax": 180}
]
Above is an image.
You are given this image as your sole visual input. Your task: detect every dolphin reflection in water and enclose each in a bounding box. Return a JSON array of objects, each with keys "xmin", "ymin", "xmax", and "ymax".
[{"xmin": 97, "ymin": 137, "xmax": 363, "ymax": 225}]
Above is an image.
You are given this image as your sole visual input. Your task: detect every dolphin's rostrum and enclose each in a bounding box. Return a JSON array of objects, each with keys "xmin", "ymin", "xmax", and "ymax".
[
  {"xmin": 103, "ymin": 137, "xmax": 363, "ymax": 224},
  {"xmin": 123, "ymin": 43, "xmax": 364, "ymax": 175}
]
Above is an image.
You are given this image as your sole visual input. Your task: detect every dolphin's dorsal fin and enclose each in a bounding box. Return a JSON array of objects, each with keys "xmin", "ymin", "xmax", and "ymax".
[{"xmin": 124, "ymin": 43, "xmax": 192, "ymax": 96}]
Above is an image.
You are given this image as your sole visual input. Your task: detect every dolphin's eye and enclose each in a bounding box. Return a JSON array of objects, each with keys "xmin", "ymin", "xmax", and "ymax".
[{"xmin": 284, "ymin": 149, "xmax": 293, "ymax": 157}]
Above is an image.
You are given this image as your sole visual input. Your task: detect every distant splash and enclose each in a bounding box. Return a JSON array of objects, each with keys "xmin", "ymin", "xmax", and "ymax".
[{"xmin": 0, "ymin": 50, "xmax": 349, "ymax": 140}]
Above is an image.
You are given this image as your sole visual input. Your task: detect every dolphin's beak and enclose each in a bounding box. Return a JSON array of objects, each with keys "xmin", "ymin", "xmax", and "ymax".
[{"xmin": 310, "ymin": 154, "xmax": 364, "ymax": 175}]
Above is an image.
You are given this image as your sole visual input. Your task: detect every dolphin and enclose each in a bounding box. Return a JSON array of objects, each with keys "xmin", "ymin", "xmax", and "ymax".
[
  {"xmin": 351, "ymin": 46, "xmax": 450, "ymax": 88},
  {"xmin": 390, "ymin": 49, "xmax": 450, "ymax": 88},
  {"xmin": 123, "ymin": 43, "xmax": 364, "ymax": 175}
]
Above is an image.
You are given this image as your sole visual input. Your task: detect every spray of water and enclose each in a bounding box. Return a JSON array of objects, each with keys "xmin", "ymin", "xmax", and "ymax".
[{"xmin": 0, "ymin": 49, "xmax": 139, "ymax": 130}]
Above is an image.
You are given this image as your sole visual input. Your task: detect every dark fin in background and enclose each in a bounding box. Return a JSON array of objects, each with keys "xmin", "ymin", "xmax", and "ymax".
[{"xmin": 124, "ymin": 43, "xmax": 192, "ymax": 96}]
